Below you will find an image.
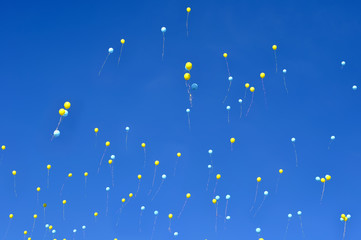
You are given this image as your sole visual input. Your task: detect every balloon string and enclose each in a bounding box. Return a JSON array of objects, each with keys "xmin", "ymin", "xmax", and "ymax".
[
  {"xmin": 31, "ymin": 219, "xmax": 36, "ymax": 236},
  {"xmin": 283, "ymin": 75, "xmax": 288, "ymax": 94},
  {"xmin": 187, "ymin": 112, "xmax": 191, "ymax": 130},
  {"xmin": 151, "ymin": 216, "xmax": 157, "ymax": 240},
  {"xmin": 206, "ymin": 170, "xmax": 211, "ymax": 191},
  {"xmin": 151, "ymin": 180, "xmax": 164, "ymax": 201},
  {"xmin": 213, "ymin": 180, "xmax": 218, "ymax": 195},
  {"xmin": 143, "ymin": 148, "xmax": 147, "ymax": 168},
  {"xmin": 148, "ymin": 167, "xmax": 157, "ymax": 195},
  {"xmin": 138, "ymin": 212, "xmax": 143, "ymax": 232},
  {"xmin": 111, "ymin": 165, "xmax": 114, "ymax": 188},
  {"xmin": 223, "ymin": 81, "xmax": 232, "ymax": 104},
  {"xmin": 299, "ymin": 216, "xmax": 305, "ymax": 238},
  {"xmin": 13, "ymin": 176, "xmax": 17, "ymax": 197},
  {"xmin": 125, "ymin": 133, "xmax": 128, "ymax": 151},
  {"xmin": 174, "ymin": 158, "xmax": 179, "ymax": 176},
  {"xmin": 275, "ymin": 175, "xmax": 281, "ymax": 193},
  {"xmin": 168, "ymin": 219, "xmax": 172, "ymax": 232},
  {"xmin": 253, "ymin": 196, "xmax": 266, "ymax": 217},
  {"xmin": 63, "ymin": 205, "xmax": 65, "ymax": 221},
  {"xmin": 342, "ymin": 222, "xmax": 347, "ymax": 240},
  {"xmin": 320, "ymin": 182, "xmax": 326, "ymax": 202},
  {"xmin": 293, "ymin": 143, "xmax": 298, "ymax": 167},
  {"xmin": 246, "ymin": 93, "xmax": 254, "ymax": 117},
  {"xmin": 162, "ymin": 34, "xmax": 165, "ymax": 60},
  {"xmin": 60, "ymin": 178, "xmax": 67, "ymax": 196},
  {"xmin": 135, "ymin": 180, "xmax": 141, "ymax": 197},
  {"xmin": 47, "ymin": 170, "xmax": 50, "ymax": 189},
  {"xmin": 240, "ymin": 103, "xmax": 243, "ymax": 119},
  {"xmin": 98, "ymin": 53, "xmax": 110, "ymax": 76},
  {"xmin": 215, "ymin": 203, "xmax": 218, "ymax": 232},
  {"xmin": 97, "ymin": 147, "xmax": 108, "ymax": 173},
  {"xmin": 186, "ymin": 13, "xmax": 189, "ymax": 37},
  {"xmin": 227, "ymin": 110, "xmax": 230, "ymax": 124},
  {"xmin": 118, "ymin": 44, "xmax": 124, "ymax": 65},
  {"xmin": 106, "ymin": 193, "xmax": 109, "ymax": 216},
  {"xmin": 284, "ymin": 220, "xmax": 290, "ymax": 240},
  {"xmin": 2, "ymin": 220, "xmax": 11, "ymax": 240},
  {"xmin": 274, "ymin": 51, "xmax": 278, "ymax": 73},
  {"xmin": 225, "ymin": 58, "xmax": 230, "ymax": 77},
  {"xmin": 224, "ymin": 200, "xmax": 229, "ymax": 223},
  {"xmin": 249, "ymin": 182, "xmax": 259, "ymax": 212},
  {"xmin": 261, "ymin": 79, "xmax": 267, "ymax": 106},
  {"xmin": 178, "ymin": 199, "xmax": 188, "ymax": 218}
]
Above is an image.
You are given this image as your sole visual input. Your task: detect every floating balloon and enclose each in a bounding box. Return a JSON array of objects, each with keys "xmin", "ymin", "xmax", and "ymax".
[
  {"xmin": 191, "ymin": 83, "xmax": 198, "ymax": 90},
  {"xmin": 151, "ymin": 210, "xmax": 159, "ymax": 240},
  {"xmin": 174, "ymin": 152, "xmax": 182, "ymax": 176},
  {"xmin": 186, "ymin": 7, "xmax": 191, "ymax": 36},
  {"xmin": 186, "ymin": 108, "xmax": 191, "ymax": 130},
  {"xmin": 53, "ymin": 130, "xmax": 60, "ymax": 138},
  {"xmin": 222, "ymin": 52, "xmax": 232, "ymax": 103},
  {"xmin": 226, "ymin": 105, "xmax": 231, "ymax": 123},
  {"xmin": 250, "ymin": 177, "xmax": 261, "ymax": 212},
  {"xmin": 284, "ymin": 214, "xmax": 292, "ymax": 239},
  {"xmin": 213, "ymin": 174, "xmax": 221, "ymax": 194},
  {"xmin": 230, "ymin": 137, "xmax": 235, "ymax": 150},
  {"xmin": 185, "ymin": 62, "xmax": 192, "ymax": 71},
  {"xmin": 246, "ymin": 86, "xmax": 256, "ymax": 117},
  {"xmin": 282, "ymin": 68, "xmax": 288, "ymax": 94},
  {"xmin": 141, "ymin": 142, "xmax": 147, "ymax": 168},
  {"xmin": 99, "ymin": 47, "xmax": 114, "ymax": 76},
  {"xmin": 12, "ymin": 170, "xmax": 17, "ymax": 197},
  {"xmin": 259, "ymin": 72, "xmax": 267, "ymax": 105},
  {"xmin": 151, "ymin": 174, "xmax": 167, "ymax": 201},
  {"xmin": 161, "ymin": 27, "xmax": 167, "ymax": 59},
  {"xmin": 254, "ymin": 190, "xmax": 269, "ymax": 217},
  {"xmin": 276, "ymin": 169, "xmax": 284, "ymax": 193},
  {"xmin": 178, "ymin": 193, "xmax": 191, "ymax": 218},
  {"xmin": 149, "ymin": 160, "xmax": 160, "ymax": 195},
  {"xmin": 1, "ymin": 145, "xmax": 5, "ymax": 150},
  {"xmin": 60, "ymin": 173, "xmax": 73, "ymax": 196},
  {"xmin": 224, "ymin": 194, "xmax": 231, "ymax": 222},
  {"xmin": 352, "ymin": 85, "xmax": 357, "ymax": 90},
  {"xmin": 341, "ymin": 61, "xmax": 346, "ymax": 68},
  {"xmin": 118, "ymin": 38, "xmax": 125, "ymax": 64},
  {"xmin": 97, "ymin": 141, "xmax": 111, "ymax": 173},
  {"xmin": 290, "ymin": 137, "xmax": 298, "ymax": 167},
  {"xmin": 272, "ymin": 45, "xmax": 278, "ymax": 72},
  {"xmin": 320, "ymin": 174, "xmax": 331, "ymax": 202},
  {"xmin": 256, "ymin": 228, "xmax": 261, "ymax": 233}
]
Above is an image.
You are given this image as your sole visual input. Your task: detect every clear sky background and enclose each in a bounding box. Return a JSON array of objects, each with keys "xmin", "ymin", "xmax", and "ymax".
[{"xmin": 0, "ymin": 0, "xmax": 360, "ymax": 239}]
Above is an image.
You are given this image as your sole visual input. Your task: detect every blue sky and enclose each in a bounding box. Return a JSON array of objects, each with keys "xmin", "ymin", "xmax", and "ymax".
[{"xmin": 0, "ymin": 0, "xmax": 360, "ymax": 239}]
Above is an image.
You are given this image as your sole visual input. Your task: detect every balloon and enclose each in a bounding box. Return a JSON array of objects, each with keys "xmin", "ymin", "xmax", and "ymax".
[
  {"xmin": 47, "ymin": 164, "xmax": 51, "ymax": 170},
  {"xmin": 9, "ymin": 214, "xmax": 13, "ymax": 219},
  {"xmin": 141, "ymin": 143, "xmax": 146, "ymax": 148},
  {"xmin": 138, "ymin": 174, "xmax": 142, "ymax": 180},
  {"xmin": 207, "ymin": 164, "xmax": 212, "ymax": 169},
  {"xmin": 174, "ymin": 232, "xmax": 179, "ymax": 236},
  {"xmin": 162, "ymin": 174, "xmax": 167, "ymax": 179},
  {"xmin": 45, "ymin": 224, "xmax": 49, "ymax": 228},
  {"xmin": 111, "ymin": 155, "xmax": 115, "ymax": 160},
  {"xmin": 168, "ymin": 213, "xmax": 173, "ymax": 219},
  {"xmin": 215, "ymin": 195, "xmax": 220, "ymax": 200},
  {"xmin": 34, "ymin": 214, "xmax": 38, "ymax": 219},
  {"xmin": 226, "ymin": 194, "xmax": 231, "ymax": 200},
  {"xmin": 228, "ymin": 76, "xmax": 233, "ymax": 81},
  {"xmin": 63, "ymin": 110, "xmax": 68, "ymax": 117},
  {"xmin": 272, "ymin": 45, "xmax": 277, "ymax": 50},
  {"xmin": 122, "ymin": 198, "xmax": 125, "ymax": 203},
  {"xmin": 187, "ymin": 7, "xmax": 191, "ymax": 12},
  {"xmin": 279, "ymin": 169, "xmax": 284, "ymax": 174},
  {"xmin": 186, "ymin": 108, "xmax": 190, "ymax": 113},
  {"xmin": 216, "ymin": 174, "xmax": 221, "ymax": 179},
  {"xmin": 64, "ymin": 102, "xmax": 71, "ymax": 109},
  {"xmin": 161, "ymin": 27, "xmax": 167, "ymax": 33},
  {"xmin": 352, "ymin": 85, "xmax": 357, "ymax": 90},
  {"xmin": 245, "ymin": 83, "xmax": 250, "ymax": 88},
  {"xmin": 43, "ymin": 203, "xmax": 47, "ymax": 207},
  {"xmin": 212, "ymin": 199, "xmax": 217, "ymax": 204},
  {"xmin": 297, "ymin": 211, "xmax": 302, "ymax": 215},
  {"xmin": 347, "ymin": 214, "xmax": 351, "ymax": 219},
  {"xmin": 191, "ymin": 83, "xmax": 198, "ymax": 90},
  {"xmin": 125, "ymin": 126, "xmax": 130, "ymax": 132},
  {"xmin": 177, "ymin": 152, "xmax": 181, "ymax": 157},
  {"xmin": 155, "ymin": 160, "xmax": 159, "ymax": 166},
  {"xmin": 264, "ymin": 191, "xmax": 269, "ymax": 196},
  {"xmin": 223, "ymin": 53, "xmax": 228, "ymax": 58},
  {"xmin": 1, "ymin": 145, "xmax": 5, "ymax": 150},
  {"xmin": 340, "ymin": 217, "xmax": 344, "ymax": 222},
  {"xmin": 226, "ymin": 106, "xmax": 231, "ymax": 110},
  {"xmin": 108, "ymin": 48, "xmax": 114, "ymax": 53},
  {"xmin": 260, "ymin": 72, "xmax": 265, "ymax": 79},
  {"xmin": 59, "ymin": 108, "xmax": 65, "ymax": 116},
  {"xmin": 82, "ymin": 226, "xmax": 86, "ymax": 230},
  {"xmin": 226, "ymin": 216, "xmax": 231, "ymax": 220},
  {"xmin": 49, "ymin": 225, "xmax": 53, "ymax": 230},
  {"xmin": 250, "ymin": 87, "xmax": 255, "ymax": 92},
  {"xmin": 53, "ymin": 130, "xmax": 60, "ymax": 137},
  {"xmin": 129, "ymin": 193, "xmax": 133, "ymax": 198},
  {"xmin": 24, "ymin": 230, "xmax": 28, "ymax": 235},
  {"xmin": 321, "ymin": 178, "xmax": 326, "ymax": 183},
  {"xmin": 291, "ymin": 137, "xmax": 296, "ymax": 142},
  {"xmin": 257, "ymin": 177, "xmax": 261, "ymax": 182},
  {"xmin": 106, "ymin": 141, "xmax": 110, "ymax": 147},
  {"xmin": 94, "ymin": 128, "xmax": 99, "ymax": 133},
  {"xmin": 12, "ymin": 170, "xmax": 16, "ymax": 176},
  {"xmin": 73, "ymin": 229, "xmax": 77, "ymax": 233},
  {"xmin": 36, "ymin": 187, "xmax": 40, "ymax": 192},
  {"xmin": 238, "ymin": 99, "xmax": 243, "ymax": 103},
  {"xmin": 288, "ymin": 214, "xmax": 292, "ymax": 218},
  {"xmin": 325, "ymin": 175, "xmax": 331, "ymax": 181},
  {"xmin": 121, "ymin": 39, "xmax": 125, "ymax": 44},
  {"xmin": 154, "ymin": 210, "xmax": 159, "ymax": 215},
  {"xmin": 230, "ymin": 138, "xmax": 235, "ymax": 143},
  {"xmin": 208, "ymin": 149, "xmax": 213, "ymax": 154},
  {"xmin": 341, "ymin": 61, "xmax": 346, "ymax": 66},
  {"xmin": 52, "ymin": 230, "xmax": 56, "ymax": 234},
  {"xmin": 341, "ymin": 214, "xmax": 346, "ymax": 218},
  {"xmin": 315, "ymin": 176, "xmax": 320, "ymax": 181},
  {"xmin": 283, "ymin": 69, "xmax": 287, "ymax": 73},
  {"xmin": 185, "ymin": 62, "xmax": 192, "ymax": 70},
  {"xmin": 141, "ymin": 206, "xmax": 145, "ymax": 211},
  {"xmin": 94, "ymin": 212, "xmax": 98, "ymax": 217},
  {"xmin": 62, "ymin": 200, "xmax": 67, "ymax": 204},
  {"xmin": 106, "ymin": 187, "xmax": 110, "ymax": 191},
  {"xmin": 84, "ymin": 172, "xmax": 88, "ymax": 176},
  {"xmin": 184, "ymin": 73, "xmax": 191, "ymax": 80},
  {"xmin": 330, "ymin": 135, "xmax": 335, "ymax": 140},
  {"xmin": 186, "ymin": 193, "xmax": 191, "ymax": 198},
  {"xmin": 256, "ymin": 228, "xmax": 261, "ymax": 233},
  {"xmin": 68, "ymin": 173, "xmax": 72, "ymax": 177}
]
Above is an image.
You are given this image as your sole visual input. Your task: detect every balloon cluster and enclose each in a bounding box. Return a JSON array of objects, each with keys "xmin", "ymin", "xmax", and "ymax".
[{"xmin": 53, "ymin": 101, "xmax": 71, "ymax": 138}]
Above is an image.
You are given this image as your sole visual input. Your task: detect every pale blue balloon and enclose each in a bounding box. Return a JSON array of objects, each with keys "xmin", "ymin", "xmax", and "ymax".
[
  {"xmin": 215, "ymin": 195, "xmax": 220, "ymax": 200},
  {"xmin": 226, "ymin": 216, "xmax": 231, "ymax": 220},
  {"xmin": 331, "ymin": 136, "xmax": 335, "ymax": 140},
  {"xmin": 256, "ymin": 228, "xmax": 261, "ymax": 233},
  {"xmin": 340, "ymin": 217, "xmax": 344, "ymax": 222},
  {"xmin": 108, "ymin": 48, "xmax": 114, "ymax": 53},
  {"xmin": 347, "ymin": 214, "xmax": 351, "ymax": 219},
  {"xmin": 315, "ymin": 176, "xmax": 320, "ymax": 181},
  {"xmin": 45, "ymin": 224, "xmax": 49, "ymax": 228},
  {"xmin": 186, "ymin": 108, "xmax": 190, "ymax": 113},
  {"xmin": 207, "ymin": 164, "xmax": 212, "ymax": 169},
  {"xmin": 288, "ymin": 213, "xmax": 292, "ymax": 218},
  {"xmin": 291, "ymin": 137, "xmax": 296, "ymax": 142},
  {"xmin": 352, "ymin": 85, "xmax": 357, "ymax": 90},
  {"xmin": 111, "ymin": 155, "xmax": 115, "ymax": 160},
  {"xmin": 73, "ymin": 229, "xmax": 77, "ymax": 233},
  {"xmin": 208, "ymin": 149, "xmax": 213, "ymax": 154},
  {"xmin": 125, "ymin": 126, "xmax": 130, "ymax": 132},
  {"xmin": 174, "ymin": 232, "xmax": 179, "ymax": 236},
  {"xmin": 63, "ymin": 110, "xmax": 68, "ymax": 117},
  {"xmin": 226, "ymin": 106, "xmax": 231, "ymax": 110},
  {"xmin": 191, "ymin": 83, "xmax": 198, "ymax": 90},
  {"xmin": 52, "ymin": 230, "xmax": 56, "ymax": 234},
  {"xmin": 154, "ymin": 210, "xmax": 159, "ymax": 215},
  {"xmin": 161, "ymin": 27, "xmax": 167, "ymax": 33},
  {"xmin": 226, "ymin": 194, "xmax": 231, "ymax": 200},
  {"xmin": 341, "ymin": 61, "xmax": 346, "ymax": 66},
  {"xmin": 53, "ymin": 130, "xmax": 60, "ymax": 137},
  {"xmin": 238, "ymin": 99, "xmax": 243, "ymax": 103},
  {"xmin": 106, "ymin": 187, "xmax": 110, "ymax": 191},
  {"xmin": 228, "ymin": 76, "xmax": 233, "ymax": 81},
  {"xmin": 82, "ymin": 225, "xmax": 86, "ymax": 230},
  {"xmin": 264, "ymin": 191, "xmax": 269, "ymax": 196},
  {"xmin": 297, "ymin": 211, "xmax": 302, "ymax": 216},
  {"xmin": 283, "ymin": 69, "xmax": 287, "ymax": 74},
  {"xmin": 141, "ymin": 206, "xmax": 145, "ymax": 211},
  {"xmin": 162, "ymin": 174, "xmax": 167, "ymax": 179}
]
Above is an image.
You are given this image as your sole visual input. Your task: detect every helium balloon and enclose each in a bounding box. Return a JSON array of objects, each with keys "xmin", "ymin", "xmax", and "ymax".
[
  {"xmin": 226, "ymin": 216, "xmax": 231, "ymax": 220},
  {"xmin": 184, "ymin": 73, "xmax": 191, "ymax": 81},
  {"xmin": 53, "ymin": 130, "xmax": 60, "ymax": 138},
  {"xmin": 161, "ymin": 27, "xmax": 167, "ymax": 59},
  {"xmin": 341, "ymin": 61, "xmax": 346, "ymax": 67},
  {"xmin": 315, "ymin": 176, "xmax": 320, "ymax": 181},
  {"xmin": 352, "ymin": 85, "xmax": 357, "ymax": 90},
  {"xmin": 154, "ymin": 210, "xmax": 159, "ymax": 215},
  {"xmin": 178, "ymin": 193, "xmax": 191, "ymax": 218},
  {"xmin": 186, "ymin": 108, "xmax": 191, "ymax": 130},
  {"xmin": 191, "ymin": 83, "xmax": 198, "ymax": 90},
  {"xmin": 64, "ymin": 101, "xmax": 71, "ymax": 109},
  {"xmin": 272, "ymin": 45, "xmax": 278, "ymax": 72},
  {"xmin": 97, "ymin": 141, "xmax": 111, "ymax": 173},
  {"xmin": 282, "ymin": 68, "xmax": 288, "ymax": 93},
  {"xmin": 290, "ymin": 137, "xmax": 298, "ymax": 167},
  {"xmin": 186, "ymin": 7, "xmax": 191, "ymax": 36},
  {"xmin": 174, "ymin": 232, "xmax": 179, "ymax": 236},
  {"xmin": 185, "ymin": 62, "xmax": 192, "ymax": 71},
  {"xmin": 246, "ymin": 87, "xmax": 256, "ymax": 117},
  {"xmin": 256, "ymin": 228, "xmax": 261, "ymax": 233},
  {"xmin": 99, "ymin": 48, "xmax": 114, "ymax": 76},
  {"xmin": 118, "ymin": 38, "xmax": 126, "ymax": 64},
  {"xmin": 1, "ymin": 145, "xmax": 5, "ymax": 150},
  {"xmin": 288, "ymin": 214, "xmax": 292, "ymax": 218},
  {"xmin": 297, "ymin": 211, "xmax": 302, "ymax": 215},
  {"xmin": 250, "ymin": 177, "xmax": 262, "ymax": 212}
]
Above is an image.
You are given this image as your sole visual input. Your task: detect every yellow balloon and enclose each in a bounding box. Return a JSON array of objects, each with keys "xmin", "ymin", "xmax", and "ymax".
[
  {"xmin": 216, "ymin": 174, "xmax": 221, "ymax": 180},
  {"xmin": 106, "ymin": 141, "xmax": 110, "ymax": 147},
  {"xmin": 94, "ymin": 128, "xmax": 99, "ymax": 133},
  {"xmin": 64, "ymin": 102, "xmax": 71, "ymax": 109},
  {"xmin": 325, "ymin": 175, "xmax": 331, "ymax": 181},
  {"xmin": 141, "ymin": 143, "xmax": 146, "ymax": 148},
  {"xmin": 37, "ymin": 187, "xmax": 41, "ymax": 192},
  {"xmin": 114, "ymin": 238, "xmax": 118, "ymax": 240},
  {"xmin": 94, "ymin": 212, "xmax": 98, "ymax": 217},
  {"xmin": 279, "ymin": 169, "xmax": 283, "ymax": 174},
  {"xmin": 47, "ymin": 164, "xmax": 51, "ymax": 170},
  {"xmin": 230, "ymin": 138, "xmax": 235, "ymax": 143},
  {"xmin": 185, "ymin": 62, "xmax": 192, "ymax": 71},
  {"xmin": 59, "ymin": 108, "xmax": 65, "ymax": 116},
  {"xmin": 24, "ymin": 231, "xmax": 28, "ymax": 235},
  {"xmin": 9, "ymin": 214, "xmax": 13, "ymax": 219},
  {"xmin": 344, "ymin": 217, "xmax": 348, "ymax": 221},
  {"xmin": 184, "ymin": 73, "xmax": 191, "ymax": 81},
  {"xmin": 245, "ymin": 83, "xmax": 250, "ymax": 88},
  {"xmin": 43, "ymin": 203, "xmax": 47, "ymax": 208},
  {"xmin": 272, "ymin": 45, "xmax": 277, "ymax": 50},
  {"xmin": 129, "ymin": 193, "xmax": 133, "ymax": 198},
  {"xmin": 33, "ymin": 214, "xmax": 37, "ymax": 219},
  {"xmin": 259, "ymin": 238, "xmax": 264, "ymax": 240},
  {"xmin": 121, "ymin": 39, "xmax": 125, "ymax": 44},
  {"xmin": 250, "ymin": 87, "xmax": 255, "ymax": 92},
  {"xmin": 122, "ymin": 198, "xmax": 126, "ymax": 203},
  {"xmin": 138, "ymin": 174, "xmax": 142, "ymax": 180},
  {"xmin": 223, "ymin": 53, "xmax": 228, "ymax": 58},
  {"xmin": 1, "ymin": 145, "xmax": 5, "ymax": 150},
  {"xmin": 62, "ymin": 200, "xmax": 67, "ymax": 204},
  {"xmin": 108, "ymin": 159, "xmax": 113, "ymax": 165},
  {"xmin": 84, "ymin": 172, "xmax": 88, "ymax": 177},
  {"xmin": 212, "ymin": 199, "xmax": 217, "ymax": 204},
  {"xmin": 186, "ymin": 7, "xmax": 191, "ymax": 12},
  {"xmin": 28, "ymin": 238, "xmax": 31, "ymax": 240},
  {"xmin": 168, "ymin": 213, "xmax": 173, "ymax": 219},
  {"xmin": 260, "ymin": 72, "xmax": 265, "ymax": 79},
  {"xmin": 321, "ymin": 178, "xmax": 326, "ymax": 183},
  {"xmin": 12, "ymin": 170, "xmax": 16, "ymax": 176},
  {"xmin": 257, "ymin": 177, "xmax": 261, "ymax": 182},
  {"xmin": 68, "ymin": 173, "xmax": 72, "ymax": 177},
  {"xmin": 341, "ymin": 214, "xmax": 346, "ymax": 218},
  {"xmin": 186, "ymin": 193, "xmax": 191, "ymax": 198},
  {"xmin": 155, "ymin": 160, "xmax": 159, "ymax": 166},
  {"xmin": 49, "ymin": 225, "xmax": 53, "ymax": 230},
  {"xmin": 177, "ymin": 152, "xmax": 181, "ymax": 157}
]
